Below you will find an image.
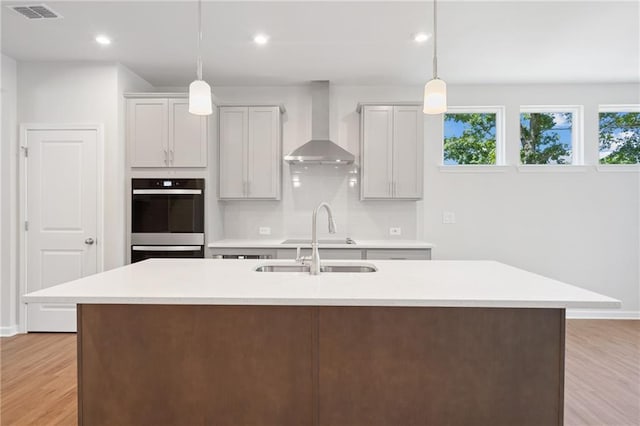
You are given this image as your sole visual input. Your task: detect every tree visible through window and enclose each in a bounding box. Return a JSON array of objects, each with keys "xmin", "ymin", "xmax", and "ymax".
[
  {"xmin": 443, "ymin": 113, "xmax": 497, "ymax": 165},
  {"xmin": 520, "ymin": 112, "xmax": 573, "ymax": 164},
  {"xmin": 599, "ymin": 111, "xmax": 640, "ymax": 164}
]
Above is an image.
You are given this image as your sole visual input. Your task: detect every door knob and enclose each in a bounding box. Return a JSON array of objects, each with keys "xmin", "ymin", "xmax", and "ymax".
[{"xmin": 85, "ymin": 238, "xmax": 95, "ymax": 245}]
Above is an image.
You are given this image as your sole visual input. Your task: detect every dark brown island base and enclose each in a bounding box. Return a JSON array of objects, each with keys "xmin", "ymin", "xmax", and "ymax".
[{"xmin": 77, "ymin": 304, "xmax": 564, "ymax": 426}]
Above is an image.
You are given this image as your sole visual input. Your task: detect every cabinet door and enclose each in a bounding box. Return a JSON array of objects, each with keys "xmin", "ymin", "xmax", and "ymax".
[
  {"xmin": 169, "ymin": 99, "xmax": 208, "ymax": 167},
  {"xmin": 361, "ymin": 106, "xmax": 393, "ymax": 199},
  {"xmin": 128, "ymin": 99, "xmax": 168, "ymax": 167},
  {"xmin": 219, "ymin": 107, "xmax": 248, "ymax": 199},
  {"xmin": 247, "ymin": 107, "xmax": 280, "ymax": 199},
  {"xmin": 392, "ymin": 106, "xmax": 423, "ymax": 199}
]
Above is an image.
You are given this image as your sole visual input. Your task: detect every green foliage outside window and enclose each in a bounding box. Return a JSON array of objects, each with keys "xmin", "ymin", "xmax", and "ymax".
[
  {"xmin": 520, "ymin": 112, "xmax": 572, "ymax": 165},
  {"xmin": 443, "ymin": 113, "xmax": 496, "ymax": 165},
  {"xmin": 599, "ymin": 112, "xmax": 640, "ymax": 164}
]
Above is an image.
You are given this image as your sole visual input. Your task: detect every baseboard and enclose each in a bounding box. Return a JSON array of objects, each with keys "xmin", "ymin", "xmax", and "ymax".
[
  {"xmin": 566, "ymin": 309, "xmax": 640, "ymax": 320},
  {"xmin": 0, "ymin": 325, "xmax": 20, "ymax": 337}
]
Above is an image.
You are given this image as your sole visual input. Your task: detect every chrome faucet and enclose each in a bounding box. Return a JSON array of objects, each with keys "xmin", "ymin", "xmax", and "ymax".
[{"xmin": 298, "ymin": 202, "xmax": 337, "ymax": 275}]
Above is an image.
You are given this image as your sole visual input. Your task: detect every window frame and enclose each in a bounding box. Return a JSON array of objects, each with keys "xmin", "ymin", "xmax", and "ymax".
[
  {"xmin": 519, "ymin": 105, "xmax": 584, "ymax": 167},
  {"xmin": 597, "ymin": 104, "xmax": 640, "ymax": 171},
  {"xmin": 440, "ymin": 105, "xmax": 506, "ymax": 168}
]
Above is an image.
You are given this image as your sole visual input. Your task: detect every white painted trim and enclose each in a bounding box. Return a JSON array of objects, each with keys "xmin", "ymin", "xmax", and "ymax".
[
  {"xmin": 438, "ymin": 165, "xmax": 510, "ymax": 173},
  {"xmin": 0, "ymin": 325, "xmax": 19, "ymax": 337},
  {"xmin": 598, "ymin": 104, "xmax": 640, "ymax": 113},
  {"xmin": 124, "ymin": 92, "xmax": 189, "ymax": 99},
  {"xmin": 596, "ymin": 164, "xmax": 640, "ymax": 173},
  {"xmin": 441, "ymin": 105, "xmax": 506, "ymax": 166},
  {"xmin": 566, "ymin": 309, "xmax": 640, "ymax": 320},
  {"xmin": 18, "ymin": 124, "xmax": 105, "ymax": 333},
  {"xmin": 519, "ymin": 105, "xmax": 584, "ymax": 165},
  {"xmin": 517, "ymin": 165, "xmax": 589, "ymax": 173}
]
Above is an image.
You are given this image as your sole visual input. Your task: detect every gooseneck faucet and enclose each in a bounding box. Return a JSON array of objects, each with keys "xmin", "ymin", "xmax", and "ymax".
[{"xmin": 310, "ymin": 202, "xmax": 337, "ymax": 275}]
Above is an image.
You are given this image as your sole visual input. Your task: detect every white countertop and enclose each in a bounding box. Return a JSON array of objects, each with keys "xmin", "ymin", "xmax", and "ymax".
[
  {"xmin": 23, "ymin": 259, "xmax": 620, "ymax": 309},
  {"xmin": 208, "ymin": 239, "xmax": 434, "ymax": 249}
]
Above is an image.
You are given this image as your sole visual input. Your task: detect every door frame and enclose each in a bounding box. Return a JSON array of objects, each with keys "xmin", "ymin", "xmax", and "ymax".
[{"xmin": 18, "ymin": 123, "xmax": 105, "ymax": 333}]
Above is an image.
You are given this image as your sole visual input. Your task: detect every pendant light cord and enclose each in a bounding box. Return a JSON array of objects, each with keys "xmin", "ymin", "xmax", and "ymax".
[
  {"xmin": 432, "ymin": 0, "xmax": 438, "ymax": 79},
  {"xmin": 197, "ymin": 0, "xmax": 203, "ymax": 81}
]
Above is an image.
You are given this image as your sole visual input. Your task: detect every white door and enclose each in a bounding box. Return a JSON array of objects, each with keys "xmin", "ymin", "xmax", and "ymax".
[
  {"xmin": 25, "ymin": 128, "xmax": 99, "ymax": 332},
  {"xmin": 219, "ymin": 107, "xmax": 248, "ymax": 199},
  {"xmin": 128, "ymin": 98, "xmax": 169, "ymax": 167},
  {"xmin": 361, "ymin": 106, "xmax": 393, "ymax": 199},
  {"xmin": 247, "ymin": 107, "xmax": 280, "ymax": 199},
  {"xmin": 169, "ymin": 99, "xmax": 208, "ymax": 167},
  {"xmin": 392, "ymin": 106, "xmax": 423, "ymax": 199}
]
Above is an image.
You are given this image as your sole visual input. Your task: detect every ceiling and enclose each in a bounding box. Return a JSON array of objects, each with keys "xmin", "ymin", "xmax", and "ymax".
[{"xmin": 2, "ymin": 1, "xmax": 638, "ymax": 87}]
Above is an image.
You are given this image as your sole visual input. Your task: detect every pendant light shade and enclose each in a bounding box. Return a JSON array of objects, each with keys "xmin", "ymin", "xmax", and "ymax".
[
  {"xmin": 189, "ymin": 79, "xmax": 212, "ymax": 115},
  {"xmin": 423, "ymin": 78, "xmax": 447, "ymax": 114},
  {"xmin": 423, "ymin": 0, "xmax": 447, "ymax": 114},
  {"xmin": 189, "ymin": 0, "xmax": 213, "ymax": 116}
]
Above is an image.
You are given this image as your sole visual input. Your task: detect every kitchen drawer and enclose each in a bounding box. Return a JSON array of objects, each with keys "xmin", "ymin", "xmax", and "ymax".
[
  {"xmin": 276, "ymin": 249, "xmax": 363, "ymax": 260},
  {"xmin": 365, "ymin": 249, "xmax": 431, "ymax": 260},
  {"xmin": 211, "ymin": 248, "xmax": 276, "ymax": 259}
]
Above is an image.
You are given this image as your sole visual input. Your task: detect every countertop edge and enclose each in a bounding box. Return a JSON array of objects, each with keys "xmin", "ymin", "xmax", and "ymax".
[{"xmin": 22, "ymin": 295, "xmax": 621, "ymax": 309}]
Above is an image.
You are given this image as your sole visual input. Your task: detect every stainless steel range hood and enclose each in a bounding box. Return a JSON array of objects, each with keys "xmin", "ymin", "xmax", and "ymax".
[{"xmin": 284, "ymin": 81, "xmax": 355, "ymax": 165}]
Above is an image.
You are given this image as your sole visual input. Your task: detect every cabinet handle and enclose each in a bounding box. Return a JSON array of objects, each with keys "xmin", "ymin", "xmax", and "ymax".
[
  {"xmin": 164, "ymin": 150, "xmax": 168, "ymax": 165},
  {"xmin": 388, "ymin": 181, "xmax": 392, "ymax": 197},
  {"xmin": 393, "ymin": 182, "xmax": 397, "ymax": 197},
  {"xmin": 247, "ymin": 181, "xmax": 250, "ymax": 196},
  {"xmin": 170, "ymin": 150, "xmax": 174, "ymax": 165}
]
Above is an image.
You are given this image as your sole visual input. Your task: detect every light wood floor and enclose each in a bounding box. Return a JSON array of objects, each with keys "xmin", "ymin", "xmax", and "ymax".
[{"xmin": 1, "ymin": 320, "xmax": 638, "ymax": 425}]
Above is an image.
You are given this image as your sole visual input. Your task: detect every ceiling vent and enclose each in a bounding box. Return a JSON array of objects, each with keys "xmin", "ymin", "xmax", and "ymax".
[{"xmin": 9, "ymin": 4, "xmax": 62, "ymax": 19}]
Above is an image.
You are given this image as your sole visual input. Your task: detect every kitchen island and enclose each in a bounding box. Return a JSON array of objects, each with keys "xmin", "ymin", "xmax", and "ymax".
[{"xmin": 24, "ymin": 259, "xmax": 619, "ymax": 426}]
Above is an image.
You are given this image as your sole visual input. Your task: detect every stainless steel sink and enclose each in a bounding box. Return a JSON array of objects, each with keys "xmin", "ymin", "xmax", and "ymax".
[
  {"xmin": 254, "ymin": 262, "xmax": 377, "ymax": 273},
  {"xmin": 281, "ymin": 238, "xmax": 356, "ymax": 245}
]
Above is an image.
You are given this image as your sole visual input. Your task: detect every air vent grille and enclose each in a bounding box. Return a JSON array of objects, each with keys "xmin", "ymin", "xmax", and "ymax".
[{"xmin": 10, "ymin": 4, "xmax": 61, "ymax": 19}]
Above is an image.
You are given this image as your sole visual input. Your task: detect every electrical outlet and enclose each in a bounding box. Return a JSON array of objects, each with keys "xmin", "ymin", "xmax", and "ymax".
[
  {"xmin": 442, "ymin": 211, "xmax": 456, "ymax": 224},
  {"xmin": 259, "ymin": 227, "xmax": 271, "ymax": 235},
  {"xmin": 389, "ymin": 227, "xmax": 402, "ymax": 236}
]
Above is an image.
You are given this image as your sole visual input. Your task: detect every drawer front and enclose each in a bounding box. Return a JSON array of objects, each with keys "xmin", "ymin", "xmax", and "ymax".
[
  {"xmin": 365, "ymin": 249, "xmax": 431, "ymax": 260},
  {"xmin": 211, "ymin": 248, "xmax": 276, "ymax": 259},
  {"xmin": 276, "ymin": 249, "xmax": 363, "ymax": 260}
]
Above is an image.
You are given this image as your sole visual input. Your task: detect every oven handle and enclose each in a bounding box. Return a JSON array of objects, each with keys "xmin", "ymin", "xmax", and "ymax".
[
  {"xmin": 132, "ymin": 189, "xmax": 202, "ymax": 195},
  {"xmin": 132, "ymin": 246, "xmax": 202, "ymax": 252}
]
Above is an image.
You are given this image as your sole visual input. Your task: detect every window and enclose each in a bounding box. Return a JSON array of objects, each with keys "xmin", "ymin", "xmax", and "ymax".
[
  {"xmin": 599, "ymin": 106, "xmax": 640, "ymax": 165},
  {"xmin": 442, "ymin": 107, "xmax": 505, "ymax": 165},
  {"xmin": 520, "ymin": 106, "xmax": 582, "ymax": 165}
]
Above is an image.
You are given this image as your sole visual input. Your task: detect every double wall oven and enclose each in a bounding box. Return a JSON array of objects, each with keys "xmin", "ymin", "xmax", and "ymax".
[{"xmin": 131, "ymin": 178, "xmax": 205, "ymax": 263}]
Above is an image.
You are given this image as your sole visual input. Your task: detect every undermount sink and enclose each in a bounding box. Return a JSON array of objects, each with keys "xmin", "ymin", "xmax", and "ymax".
[
  {"xmin": 281, "ymin": 238, "xmax": 356, "ymax": 245},
  {"xmin": 254, "ymin": 262, "xmax": 377, "ymax": 273}
]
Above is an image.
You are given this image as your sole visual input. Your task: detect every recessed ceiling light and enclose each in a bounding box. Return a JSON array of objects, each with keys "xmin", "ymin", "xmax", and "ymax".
[
  {"xmin": 413, "ymin": 33, "xmax": 429, "ymax": 43},
  {"xmin": 95, "ymin": 35, "xmax": 111, "ymax": 46},
  {"xmin": 254, "ymin": 34, "xmax": 269, "ymax": 45}
]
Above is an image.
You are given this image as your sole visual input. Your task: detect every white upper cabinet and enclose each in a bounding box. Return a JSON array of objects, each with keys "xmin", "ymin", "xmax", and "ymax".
[
  {"xmin": 127, "ymin": 97, "xmax": 208, "ymax": 168},
  {"xmin": 219, "ymin": 106, "xmax": 282, "ymax": 200},
  {"xmin": 360, "ymin": 104, "xmax": 423, "ymax": 200},
  {"xmin": 168, "ymin": 99, "xmax": 208, "ymax": 167}
]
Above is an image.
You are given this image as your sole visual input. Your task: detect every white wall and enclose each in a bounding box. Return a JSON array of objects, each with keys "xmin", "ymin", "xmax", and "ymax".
[
  {"xmin": 1, "ymin": 54, "xmax": 18, "ymax": 335},
  {"xmin": 17, "ymin": 61, "xmax": 151, "ymax": 271},
  {"xmin": 426, "ymin": 83, "xmax": 639, "ymax": 316},
  {"xmin": 215, "ymin": 85, "xmax": 423, "ymax": 241},
  {"xmin": 215, "ymin": 83, "xmax": 639, "ymax": 315}
]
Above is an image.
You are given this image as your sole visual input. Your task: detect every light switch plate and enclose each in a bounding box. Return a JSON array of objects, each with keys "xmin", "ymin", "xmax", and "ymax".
[
  {"xmin": 389, "ymin": 227, "xmax": 402, "ymax": 236},
  {"xmin": 442, "ymin": 211, "xmax": 456, "ymax": 224},
  {"xmin": 259, "ymin": 227, "xmax": 271, "ymax": 235}
]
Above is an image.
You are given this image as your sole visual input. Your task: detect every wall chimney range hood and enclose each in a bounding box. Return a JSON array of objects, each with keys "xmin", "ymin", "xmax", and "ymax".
[{"xmin": 285, "ymin": 81, "xmax": 355, "ymax": 165}]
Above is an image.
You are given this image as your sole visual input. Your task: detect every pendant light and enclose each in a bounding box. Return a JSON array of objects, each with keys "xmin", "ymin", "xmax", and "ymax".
[
  {"xmin": 189, "ymin": 0, "xmax": 213, "ymax": 115},
  {"xmin": 423, "ymin": 0, "xmax": 447, "ymax": 114}
]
